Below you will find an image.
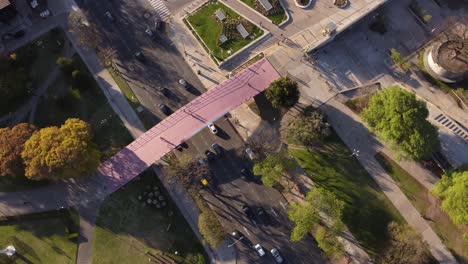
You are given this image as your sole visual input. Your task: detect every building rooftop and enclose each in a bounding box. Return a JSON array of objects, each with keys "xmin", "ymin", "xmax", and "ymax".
[
  {"xmin": 258, "ymin": 0, "xmax": 273, "ymax": 12},
  {"xmin": 236, "ymin": 24, "xmax": 249, "ymax": 39},
  {"xmin": 215, "ymin": 9, "xmax": 226, "ymax": 21}
]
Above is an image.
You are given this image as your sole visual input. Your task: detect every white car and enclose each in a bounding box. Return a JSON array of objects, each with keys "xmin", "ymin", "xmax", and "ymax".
[
  {"xmin": 208, "ymin": 123, "xmax": 218, "ymax": 134},
  {"xmin": 254, "ymin": 244, "xmax": 265, "ymax": 257},
  {"xmin": 245, "ymin": 148, "xmax": 256, "ymax": 160},
  {"xmin": 40, "ymin": 9, "xmax": 50, "ymax": 18},
  {"xmin": 271, "ymin": 248, "xmax": 284, "ymax": 263},
  {"xmin": 178, "ymin": 79, "xmax": 187, "ymax": 87}
]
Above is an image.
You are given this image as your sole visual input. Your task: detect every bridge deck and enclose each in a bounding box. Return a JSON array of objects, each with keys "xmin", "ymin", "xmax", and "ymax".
[{"xmin": 96, "ymin": 58, "xmax": 280, "ymax": 192}]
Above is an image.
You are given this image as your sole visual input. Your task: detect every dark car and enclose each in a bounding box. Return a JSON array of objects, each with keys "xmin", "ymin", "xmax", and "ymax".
[
  {"xmin": 241, "ymin": 204, "xmax": 254, "ymax": 219},
  {"xmin": 158, "ymin": 87, "xmax": 169, "ymax": 96},
  {"xmin": 159, "ymin": 104, "xmax": 171, "ymax": 115},
  {"xmin": 104, "ymin": 11, "xmax": 114, "ymax": 22},
  {"xmin": 134, "ymin": 51, "xmax": 145, "ymax": 62},
  {"xmin": 256, "ymin": 207, "xmax": 269, "ymax": 223},
  {"xmin": 205, "ymin": 150, "xmax": 215, "ymax": 161},
  {"xmin": 145, "ymin": 28, "xmax": 156, "ymax": 40},
  {"xmin": 240, "ymin": 167, "xmax": 254, "ymax": 180},
  {"xmin": 211, "ymin": 143, "xmax": 223, "ymax": 156}
]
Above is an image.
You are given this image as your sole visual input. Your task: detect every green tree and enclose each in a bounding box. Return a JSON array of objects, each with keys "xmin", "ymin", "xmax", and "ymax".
[
  {"xmin": 315, "ymin": 226, "xmax": 345, "ymax": 259},
  {"xmin": 56, "ymin": 56, "xmax": 76, "ymax": 75},
  {"xmin": 288, "ymin": 202, "xmax": 319, "ymax": 242},
  {"xmin": 432, "ymin": 170, "xmax": 468, "ymax": 225},
  {"xmin": 381, "ymin": 222, "xmax": 433, "ymax": 264},
  {"xmin": 306, "ymin": 188, "xmax": 345, "ymax": 233},
  {"xmin": 198, "ymin": 209, "xmax": 225, "ymax": 247},
  {"xmin": 283, "ymin": 110, "xmax": 331, "ymax": 146},
  {"xmin": 288, "ymin": 188, "xmax": 346, "ymax": 257},
  {"xmin": 265, "ymin": 77, "xmax": 300, "ymax": 108},
  {"xmin": 361, "ymin": 86, "xmax": 439, "ymax": 160},
  {"xmin": 0, "ymin": 123, "xmax": 37, "ymax": 177},
  {"xmin": 253, "ymin": 151, "xmax": 295, "ymax": 187},
  {"xmin": 21, "ymin": 118, "xmax": 100, "ymax": 180}
]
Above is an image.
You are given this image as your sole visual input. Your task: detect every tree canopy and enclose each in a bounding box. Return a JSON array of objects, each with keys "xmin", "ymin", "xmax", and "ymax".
[
  {"xmin": 0, "ymin": 123, "xmax": 37, "ymax": 177},
  {"xmin": 288, "ymin": 202, "xmax": 319, "ymax": 242},
  {"xmin": 283, "ymin": 110, "xmax": 331, "ymax": 146},
  {"xmin": 265, "ymin": 77, "xmax": 300, "ymax": 108},
  {"xmin": 432, "ymin": 170, "xmax": 468, "ymax": 225},
  {"xmin": 361, "ymin": 86, "xmax": 439, "ymax": 160},
  {"xmin": 288, "ymin": 188, "xmax": 345, "ymax": 258},
  {"xmin": 165, "ymin": 154, "xmax": 209, "ymax": 189},
  {"xmin": 253, "ymin": 151, "xmax": 295, "ymax": 187},
  {"xmin": 21, "ymin": 118, "xmax": 100, "ymax": 180},
  {"xmin": 380, "ymin": 222, "xmax": 433, "ymax": 264}
]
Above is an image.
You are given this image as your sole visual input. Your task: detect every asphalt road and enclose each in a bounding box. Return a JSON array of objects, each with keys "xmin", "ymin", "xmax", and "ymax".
[
  {"xmin": 177, "ymin": 118, "xmax": 326, "ymax": 264},
  {"xmin": 77, "ymin": 0, "xmax": 205, "ymax": 125}
]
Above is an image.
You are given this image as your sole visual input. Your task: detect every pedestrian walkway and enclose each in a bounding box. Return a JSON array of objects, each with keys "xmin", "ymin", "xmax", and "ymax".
[{"xmin": 147, "ymin": 0, "xmax": 172, "ymax": 21}]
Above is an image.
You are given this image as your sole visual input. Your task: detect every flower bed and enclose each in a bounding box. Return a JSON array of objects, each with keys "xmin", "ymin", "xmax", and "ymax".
[
  {"xmin": 334, "ymin": 0, "xmax": 348, "ymax": 8},
  {"xmin": 295, "ymin": 0, "xmax": 312, "ymax": 8}
]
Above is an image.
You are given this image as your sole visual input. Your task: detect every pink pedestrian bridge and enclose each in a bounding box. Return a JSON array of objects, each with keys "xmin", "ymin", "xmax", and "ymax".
[{"xmin": 96, "ymin": 58, "xmax": 280, "ymax": 192}]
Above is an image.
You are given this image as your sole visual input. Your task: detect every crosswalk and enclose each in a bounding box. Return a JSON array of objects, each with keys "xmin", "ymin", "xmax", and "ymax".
[
  {"xmin": 434, "ymin": 113, "xmax": 468, "ymax": 140},
  {"xmin": 147, "ymin": 0, "xmax": 171, "ymax": 21}
]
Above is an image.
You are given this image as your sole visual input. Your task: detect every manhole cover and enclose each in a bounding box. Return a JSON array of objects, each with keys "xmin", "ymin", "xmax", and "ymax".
[{"xmin": 143, "ymin": 12, "xmax": 151, "ymax": 19}]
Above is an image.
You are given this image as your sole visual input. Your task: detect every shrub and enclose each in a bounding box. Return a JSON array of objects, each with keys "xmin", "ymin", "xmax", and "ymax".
[
  {"xmin": 389, "ymin": 49, "xmax": 410, "ymax": 72},
  {"xmin": 198, "ymin": 209, "xmax": 225, "ymax": 247}
]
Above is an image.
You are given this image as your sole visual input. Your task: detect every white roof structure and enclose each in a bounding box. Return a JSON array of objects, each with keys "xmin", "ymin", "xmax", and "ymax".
[
  {"xmin": 215, "ymin": 9, "xmax": 226, "ymax": 21},
  {"xmin": 236, "ymin": 24, "xmax": 249, "ymax": 39},
  {"xmin": 219, "ymin": 34, "xmax": 228, "ymax": 43},
  {"xmin": 257, "ymin": 0, "xmax": 273, "ymax": 12}
]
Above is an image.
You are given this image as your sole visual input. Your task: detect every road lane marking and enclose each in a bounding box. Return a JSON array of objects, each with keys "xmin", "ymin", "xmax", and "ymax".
[
  {"xmin": 243, "ymin": 226, "xmax": 251, "ymax": 236},
  {"xmin": 270, "ymin": 207, "xmax": 278, "ymax": 217}
]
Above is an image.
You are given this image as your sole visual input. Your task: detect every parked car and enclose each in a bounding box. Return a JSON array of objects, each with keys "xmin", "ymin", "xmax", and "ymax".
[
  {"xmin": 211, "ymin": 143, "xmax": 223, "ymax": 156},
  {"xmin": 30, "ymin": 0, "xmax": 38, "ymax": 9},
  {"xmin": 245, "ymin": 148, "xmax": 256, "ymax": 160},
  {"xmin": 157, "ymin": 87, "xmax": 169, "ymax": 96},
  {"xmin": 40, "ymin": 9, "xmax": 50, "ymax": 18},
  {"xmin": 240, "ymin": 167, "xmax": 254, "ymax": 180},
  {"xmin": 145, "ymin": 28, "xmax": 156, "ymax": 39},
  {"xmin": 270, "ymin": 248, "xmax": 284, "ymax": 263},
  {"xmin": 159, "ymin": 104, "xmax": 171, "ymax": 115},
  {"xmin": 178, "ymin": 79, "xmax": 188, "ymax": 88},
  {"xmin": 104, "ymin": 11, "xmax": 114, "ymax": 22},
  {"xmin": 205, "ymin": 150, "xmax": 215, "ymax": 162},
  {"xmin": 254, "ymin": 244, "xmax": 265, "ymax": 257},
  {"xmin": 208, "ymin": 123, "xmax": 218, "ymax": 134},
  {"xmin": 241, "ymin": 204, "xmax": 254, "ymax": 219},
  {"xmin": 134, "ymin": 51, "xmax": 145, "ymax": 62}
]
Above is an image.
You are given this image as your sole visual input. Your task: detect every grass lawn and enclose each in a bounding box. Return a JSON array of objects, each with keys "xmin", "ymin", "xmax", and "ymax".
[
  {"xmin": 0, "ymin": 28, "xmax": 65, "ymax": 116},
  {"xmin": 0, "ymin": 210, "xmax": 79, "ymax": 264},
  {"xmin": 186, "ymin": 1, "xmax": 263, "ymax": 62},
  {"xmin": 107, "ymin": 66, "xmax": 140, "ymax": 109},
  {"xmin": 240, "ymin": 0, "xmax": 286, "ymax": 25},
  {"xmin": 92, "ymin": 169, "xmax": 207, "ymax": 264},
  {"xmin": 289, "ymin": 134, "xmax": 404, "ymax": 259},
  {"xmin": 376, "ymin": 152, "xmax": 468, "ymax": 262}
]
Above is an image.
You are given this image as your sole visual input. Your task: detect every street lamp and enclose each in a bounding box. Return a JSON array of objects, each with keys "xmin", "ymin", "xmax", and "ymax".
[
  {"xmin": 349, "ymin": 149, "xmax": 360, "ymax": 157},
  {"xmin": 228, "ymin": 233, "xmax": 244, "ymax": 248},
  {"xmin": 0, "ymin": 245, "xmax": 15, "ymax": 257}
]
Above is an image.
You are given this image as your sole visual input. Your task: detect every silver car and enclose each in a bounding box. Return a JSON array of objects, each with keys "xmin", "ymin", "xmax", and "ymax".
[{"xmin": 271, "ymin": 248, "xmax": 284, "ymax": 263}]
